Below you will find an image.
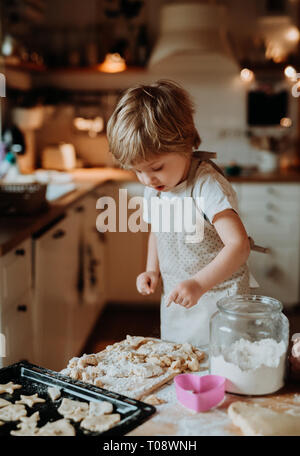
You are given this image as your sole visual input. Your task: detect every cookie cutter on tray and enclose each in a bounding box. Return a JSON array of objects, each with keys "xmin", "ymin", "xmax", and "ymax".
[{"xmin": 174, "ymin": 373, "xmax": 226, "ymax": 412}]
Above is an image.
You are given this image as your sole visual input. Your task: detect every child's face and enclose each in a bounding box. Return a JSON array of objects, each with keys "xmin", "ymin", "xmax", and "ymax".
[{"xmin": 131, "ymin": 152, "xmax": 191, "ymax": 192}]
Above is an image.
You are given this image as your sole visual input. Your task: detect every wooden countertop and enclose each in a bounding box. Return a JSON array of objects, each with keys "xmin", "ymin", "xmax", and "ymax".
[
  {"xmin": 1, "ymin": 165, "xmax": 300, "ymax": 257},
  {"xmin": 126, "ymin": 360, "xmax": 300, "ymax": 436}
]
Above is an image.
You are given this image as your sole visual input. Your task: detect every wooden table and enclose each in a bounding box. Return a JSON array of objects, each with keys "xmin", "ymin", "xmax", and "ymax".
[{"xmin": 127, "ymin": 358, "xmax": 300, "ymax": 436}]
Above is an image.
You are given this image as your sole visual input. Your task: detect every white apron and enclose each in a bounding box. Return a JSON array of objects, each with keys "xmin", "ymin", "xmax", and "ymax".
[{"xmin": 153, "ymin": 152, "xmax": 250, "ymax": 349}]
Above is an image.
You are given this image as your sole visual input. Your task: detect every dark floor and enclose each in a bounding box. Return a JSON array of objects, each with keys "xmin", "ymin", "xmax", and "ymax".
[{"xmin": 83, "ymin": 302, "xmax": 300, "ymax": 354}]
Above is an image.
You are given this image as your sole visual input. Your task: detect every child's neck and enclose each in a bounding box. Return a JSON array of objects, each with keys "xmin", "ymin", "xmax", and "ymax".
[{"xmin": 176, "ymin": 155, "xmax": 192, "ymax": 186}]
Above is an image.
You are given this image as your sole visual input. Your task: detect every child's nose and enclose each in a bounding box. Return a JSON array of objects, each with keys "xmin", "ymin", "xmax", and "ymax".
[{"xmin": 140, "ymin": 173, "xmax": 156, "ymax": 186}]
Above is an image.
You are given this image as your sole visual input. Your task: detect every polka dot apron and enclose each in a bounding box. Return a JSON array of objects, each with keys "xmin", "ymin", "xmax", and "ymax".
[{"xmin": 153, "ymin": 151, "xmax": 250, "ymax": 348}]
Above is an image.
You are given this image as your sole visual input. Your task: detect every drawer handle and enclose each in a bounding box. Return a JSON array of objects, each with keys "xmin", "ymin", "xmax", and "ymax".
[
  {"xmin": 75, "ymin": 205, "xmax": 85, "ymax": 213},
  {"xmin": 267, "ymin": 187, "xmax": 276, "ymax": 195},
  {"xmin": 52, "ymin": 229, "xmax": 66, "ymax": 239},
  {"xmin": 265, "ymin": 215, "xmax": 275, "ymax": 223},
  {"xmin": 17, "ymin": 305, "xmax": 27, "ymax": 312},
  {"xmin": 266, "ymin": 202, "xmax": 275, "ymax": 210},
  {"xmin": 15, "ymin": 248, "xmax": 25, "ymax": 256}
]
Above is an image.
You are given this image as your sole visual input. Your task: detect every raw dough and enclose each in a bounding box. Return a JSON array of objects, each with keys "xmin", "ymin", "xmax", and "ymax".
[
  {"xmin": 38, "ymin": 419, "xmax": 76, "ymax": 436},
  {"xmin": 0, "ymin": 398, "xmax": 11, "ymax": 408},
  {"xmin": 57, "ymin": 398, "xmax": 89, "ymax": 422},
  {"xmin": 16, "ymin": 394, "xmax": 45, "ymax": 408},
  {"xmin": 89, "ymin": 401, "xmax": 113, "ymax": 416},
  {"xmin": 47, "ymin": 386, "xmax": 61, "ymax": 401},
  {"xmin": 0, "ymin": 404, "xmax": 27, "ymax": 421},
  {"xmin": 0, "ymin": 382, "xmax": 22, "ymax": 394},
  {"xmin": 228, "ymin": 401, "xmax": 300, "ymax": 436},
  {"xmin": 143, "ymin": 394, "xmax": 166, "ymax": 405},
  {"xmin": 80, "ymin": 414, "xmax": 121, "ymax": 433},
  {"xmin": 10, "ymin": 412, "xmax": 40, "ymax": 436}
]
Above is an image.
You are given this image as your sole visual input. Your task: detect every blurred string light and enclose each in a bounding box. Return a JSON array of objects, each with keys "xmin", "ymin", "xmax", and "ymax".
[
  {"xmin": 280, "ymin": 117, "xmax": 292, "ymax": 128},
  {"xmin": 97, "ymin": 53, "xmax": 126, "ymax": 73},
  {"xmin": 284, "ymin": 65, "xmax": 297, "ymax": 80},
  {"xmin": 240, "ymin": 68, "xmax": 254, "ymax": 83}
]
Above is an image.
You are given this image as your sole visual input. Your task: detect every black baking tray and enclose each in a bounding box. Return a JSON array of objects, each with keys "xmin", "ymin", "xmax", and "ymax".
[{"xmin": 0, "ymin": 361, "xmax": 156, "ymax": 436}]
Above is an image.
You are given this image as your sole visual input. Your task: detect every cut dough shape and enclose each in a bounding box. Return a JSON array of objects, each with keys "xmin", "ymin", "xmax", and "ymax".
[
  {"xmin": 89, "ymin": 401, "xmax": 113, "ymax": 416},
  {"xmin": 0, "ymin": 382, "xmax": 22, "ymax": 394},
  {"xmin": 0, "ymin": 404, "xmax": 27, "ymax": 421},
  {"xmin": 47, "ymin": 387, "xmax": 61, "ymax": 401},
  {"xmin": 10, "ymin": 412, "xmax": 40, "ymax": 436},
  {"xmin": 80, "ymin": 414, "xmax": 121, "ymax": 433},
  {"xmin": 37, "ymin": 419, "xmax": 76, "ymax": 436},
  {"xmin": 143, "ymin": 394, "xmax": 166, "ymax": 405},
  {"xmin": 0, "ymin": 421, "xmax": 3, "ymax": 426},
  {"xmin": 16, "ymin": 394, "xmax": 46, "ymax": 408},
  {"xmin": 228, "ymin": 401, "xmax": 300, "ymax": 436},
  {"xmin": 57, "ymin": 398, "xmax": 89, "ymax": 422},
  {"xmin": 0, "ymin": 398, "xmax": 11, "ymax": 408}
]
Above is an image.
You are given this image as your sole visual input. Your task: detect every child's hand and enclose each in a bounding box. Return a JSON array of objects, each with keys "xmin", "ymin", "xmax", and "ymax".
[
  {"xmin": 136, "ymin": 271, "xmax": 159, "ymax": 296},
  {"xmin": 166, "ymin": 279, "xmax": 204, "ymax": 309}
]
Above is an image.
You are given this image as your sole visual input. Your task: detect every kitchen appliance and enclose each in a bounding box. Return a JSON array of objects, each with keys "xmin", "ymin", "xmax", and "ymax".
[
  {"xmin": 0, "ymin": 361, "xmax": 155, "ymax": 436},
  {"xmin": 147, "ymin": 2, "xmax": 257, "ymax": 167},
  {"xmin": 41, "ymin": 143, "xmax": 76, "ymax": 171}
]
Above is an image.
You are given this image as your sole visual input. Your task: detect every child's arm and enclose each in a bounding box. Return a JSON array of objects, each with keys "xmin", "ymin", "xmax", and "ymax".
[
  {"xmin": 166, "ymin": 209, "xmax": 250, "ymax": 308},
  {"xmin": 192, "ymin": 208, "xmax": 250, "ymax": 291},
  {"xmin": 136, "ymin": 231, "xmax": 160, "ymax": 295}
]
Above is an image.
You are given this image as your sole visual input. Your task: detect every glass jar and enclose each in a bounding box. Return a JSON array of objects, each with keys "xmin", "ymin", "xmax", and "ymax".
[{"xmin": 209, "ymin": 294, "xmax": 289, "ymax": 395}]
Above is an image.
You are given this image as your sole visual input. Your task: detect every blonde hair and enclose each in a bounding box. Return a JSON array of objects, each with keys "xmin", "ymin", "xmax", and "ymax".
[{"xmin": 106, "ymin": 79, "xmax": 201, "ymax": 169}]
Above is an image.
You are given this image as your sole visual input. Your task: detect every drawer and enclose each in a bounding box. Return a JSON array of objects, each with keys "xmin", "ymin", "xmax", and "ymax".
[
  {"xmin": 0, "ymin": 239, "xmax": 32, "ymax": 310},
  {"xmin": 241, "ymin": 211, "xmax": 300, "ymax": 245},
  {"xmin": 239, "ymin": 199, "xmax": 299, "ymax": 215},
  {"xmin": 240, "ymin": 183, "xmax": 300, "ymax": 203},
  {"xmin": 248, "ymin": 247, "xmax": 300, "ymax": 307}
]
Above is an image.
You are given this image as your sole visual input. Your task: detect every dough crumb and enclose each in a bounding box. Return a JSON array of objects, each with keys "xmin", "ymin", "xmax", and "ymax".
[{"xmin": 143, "ymin": 394, "xmax": 166, "ymax": 405}]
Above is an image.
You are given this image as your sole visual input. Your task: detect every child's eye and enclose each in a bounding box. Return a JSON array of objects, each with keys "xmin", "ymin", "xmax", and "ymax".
[{"xmin": 152, "ymin": 166, "xmax": 163, "ymax": 172}]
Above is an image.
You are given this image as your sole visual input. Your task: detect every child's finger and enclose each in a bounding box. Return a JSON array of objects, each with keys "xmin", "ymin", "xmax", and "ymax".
[{"xmin": 166, "ymin": 291, "xmax": 177, "ymax": 307}]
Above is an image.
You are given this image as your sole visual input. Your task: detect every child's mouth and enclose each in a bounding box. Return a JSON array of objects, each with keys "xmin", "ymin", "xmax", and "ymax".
[{"xmin": 155, "ymin": 185, "xmax": 165, "ymax": 191}]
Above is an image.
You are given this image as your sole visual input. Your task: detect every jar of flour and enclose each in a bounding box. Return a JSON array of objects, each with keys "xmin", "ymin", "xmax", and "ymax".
[{"xmin": 209, "ymin": 294, "xmax": 289, "ymax": 395}]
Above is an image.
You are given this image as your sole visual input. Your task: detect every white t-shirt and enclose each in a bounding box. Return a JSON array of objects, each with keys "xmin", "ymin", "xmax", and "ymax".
[{"xmin": 142, "ymin": 161, "xmax": 239, "ymax": 225}]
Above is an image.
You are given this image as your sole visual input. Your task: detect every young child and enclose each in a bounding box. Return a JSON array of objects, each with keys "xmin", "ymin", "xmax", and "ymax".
[{"xmin": 107, "ymin": 79, "xmax": 255, "ymax": 348}]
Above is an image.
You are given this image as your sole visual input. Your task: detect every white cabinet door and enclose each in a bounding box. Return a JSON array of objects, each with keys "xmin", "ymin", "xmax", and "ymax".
[
  {"xmin": 1, "ymin": 290, "xmax": 34, "ymax": 367},
  {"xmin": 32, "ymin": 212, "xmax": 80, "ymax": 371},
  {"xmin": 0, "ymin": 239, "xmax": 32, "ymax": 313},
  {"xmin": 248, "ymin": 247, "xmax": 300, "ymax": 306}
]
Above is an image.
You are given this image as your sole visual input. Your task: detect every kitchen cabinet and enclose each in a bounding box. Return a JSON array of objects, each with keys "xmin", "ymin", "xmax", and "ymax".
[
  {"xmin": 0, "ymin": 239, "xmax": 34, "ymax": 367},
  {"xmin": 32, "ymin": 212, "xmax": 80, "ymax": 371},
  {"xmin": 104, "ymin": 182, "xmax": 161, "ymax": 305},
  {"xmin": 235, "ymin": 183, "xmax": 300, "ymax": 307},
  {"xmin": 69, "ymin": 194, "xmax": 107, "ymax": 357}
]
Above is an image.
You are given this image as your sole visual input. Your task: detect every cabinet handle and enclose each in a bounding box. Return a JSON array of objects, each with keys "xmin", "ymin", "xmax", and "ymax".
[
  {"xmin": 267, "ymin": 187, "xmax": 276, "ymax": 195},
  {"xmin": 15, "ymin": 248, "xmax": 25, "ymax": 256},
  {"xmin": 17, "ymin": 305, "xmax": 27, "ymax": 312},
  {"xmin": 266, "ymin": 202, "xmax": 275, "ymax": 210},
  {"xmin": 75, "ymin": 205, "xmax": 85, "ymax": 213},
  {"xmin": 265, "ymin": 215, "xmax": 274, "ymax": 223},
  {"xmin": 52, "ymin": 229, "xmax": 66, "ymax": 239}
]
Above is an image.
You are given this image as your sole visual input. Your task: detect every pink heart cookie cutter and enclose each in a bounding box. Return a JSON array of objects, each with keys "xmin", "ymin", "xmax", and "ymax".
[{"xmin": 174, "ymin": 373, "xmax": 226, "ymax": 412}]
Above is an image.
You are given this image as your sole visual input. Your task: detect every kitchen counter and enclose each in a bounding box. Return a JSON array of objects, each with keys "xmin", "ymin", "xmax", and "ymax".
[
  {"xmin": 127, "ymin": 357, "xmax": 300, "ymax": 436},
  {"xmin": 1, "ymin": 165, "xmax": 300, "ymax": 256},
  {"xmin": 0, "ymin": 167, "xmax": 136, "ymax": 256}
]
